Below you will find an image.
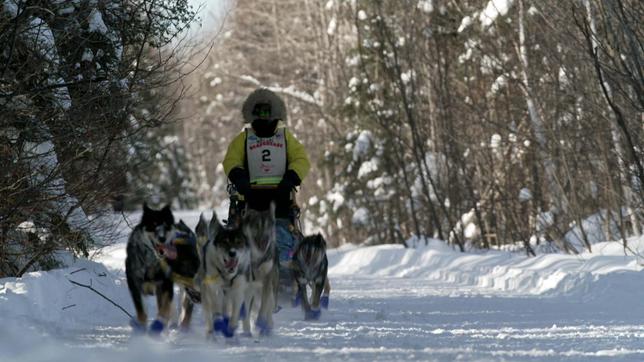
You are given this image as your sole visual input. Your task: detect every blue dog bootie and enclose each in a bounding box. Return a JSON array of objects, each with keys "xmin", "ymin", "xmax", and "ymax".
[
  {"xmin": 223, "ymin": 325, "xmax": 235, "ymax": 338},
  {"xmin": 305, "ymin": 309, "xmax": 321, "ymax": 321},
  {"xmin": 320, "ymin": 294, "xmax": 329, "ymax": 309},
  {"xmin": 148, "ymin": 319, "xmax": 165, "ymax": 335},
  {"xmin": 214, "ymin": 316, "xmax": 235, "ymax": 338},
  {"xmin": 213, "ymin": 316, "xmax": 229, "ymax": 333}
]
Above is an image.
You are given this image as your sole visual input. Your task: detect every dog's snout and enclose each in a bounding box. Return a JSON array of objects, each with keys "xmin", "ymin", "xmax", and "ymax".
[
  {"xmin": 155, "ymin": 225, "xmax": 167, "ymax": 243},
  {"xmin": 228, "ymin": 250, "xmax": 237, "ymax": 258}
]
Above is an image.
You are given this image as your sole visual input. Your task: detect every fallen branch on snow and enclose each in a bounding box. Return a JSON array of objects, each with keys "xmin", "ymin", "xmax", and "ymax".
[{"xmin": 67, "ymin": 278, "xmax": 133, "ymax": 319}]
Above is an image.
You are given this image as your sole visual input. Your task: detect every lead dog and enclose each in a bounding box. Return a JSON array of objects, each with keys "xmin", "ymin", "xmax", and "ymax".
[
  {"xmin": 241, "ymin": 204, "xmax": 279, "ymax": 335},
  {"xmin": 196, "ymin": 211, "xmax": 251, "ymax": 339},
  {"xmin": 291, "ymin": 233, "xmax": 330, "ymax": 320},
  {"xmin": 125, "ymin": 204, "xmax": 200, "ymax": 334}
]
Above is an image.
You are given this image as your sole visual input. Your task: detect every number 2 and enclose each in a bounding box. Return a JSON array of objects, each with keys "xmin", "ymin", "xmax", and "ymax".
[{"xmin": 262, "ymin": 149, "xmax": 271, "ymax": 162}]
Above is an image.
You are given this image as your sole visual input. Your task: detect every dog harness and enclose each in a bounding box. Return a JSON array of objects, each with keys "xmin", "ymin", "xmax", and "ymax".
[
  {"xmin": 246, "ymin": 127, "xmax": 287, "ymax": 187},
  {"xmin": 155, "ymin": 255, "xmax": 200, "ymax": 290},
  {"xmin": 153, "ymin": 231, "xmax": 199, "ymax": 289},
  {"xmin": 200, "ymin": 239, "xmax": 218, "ymax": 286}
]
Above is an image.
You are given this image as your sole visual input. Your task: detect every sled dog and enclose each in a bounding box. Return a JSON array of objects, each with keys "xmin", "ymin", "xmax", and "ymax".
[
  {"xmin": 291, "ymin": 233, "xmax": 330, "ymax": 320},
  {"xmin": 242, "ymin": 204, "xmax": 279, "ymax": 335},
  {"xmin": 172, "ymin": 219, "xmax": 202, "ymax": 330},
  {"xmin": 196, "ymin": 212, "xmax": 251, "ymax": 338},
  {"xmin": 125, "ymin": 204, "xmax": 200, "ymax": 333}
]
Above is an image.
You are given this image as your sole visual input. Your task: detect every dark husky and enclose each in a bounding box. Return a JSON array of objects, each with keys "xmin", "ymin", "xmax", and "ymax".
[
  {"xmin": 291, "ymin": 233, "xmax": 330, "ymax": 320},
  {"xmin": 172, "ymin": 220, "xmax": 202, "ymax": 330},
  {"xmin": 196, "ymin": 211, "xmax": 251, "ymax": 339},
  {"xmin": 242, "ymin": 204, "xmax": 279, "ymax": 335},
  {"xmin": 125, "ymin": 204, "xmax": 200, "ymax": 334}
]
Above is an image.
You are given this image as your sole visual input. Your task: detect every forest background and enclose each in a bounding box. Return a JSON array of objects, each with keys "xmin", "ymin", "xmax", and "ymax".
[{"xmin": 1, "ymin": 0, "xmax": 641, "ymax": 277}]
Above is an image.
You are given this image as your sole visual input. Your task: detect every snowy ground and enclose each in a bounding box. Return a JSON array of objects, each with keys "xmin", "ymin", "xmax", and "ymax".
[{"xmin": 2, "ymin": 211, "xmax": 644, "ymax": 361}]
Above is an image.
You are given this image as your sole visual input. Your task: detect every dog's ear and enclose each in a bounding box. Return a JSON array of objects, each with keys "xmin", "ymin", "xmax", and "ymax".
[
  {"xmin": 208, "ymin": 211, "xmax": 223, "ymax": 241},
  {"xmin": 316, "ymin": 233, "xmax": 326, "ymax": 246},
  {"xmin": 196, "ymin": 213, "xmax": 208, "ymax": 236},
  {"xmin": 161, "ymin": 204, "xmax": 174, "ymax": 225},
  {"xmin": 141, "ymin": 203, "xmax": 152, "ymax": 224},
  {"xmin": 241, "ymin": 204, "xmax": 250, "ymax": 222},
  {"xmin": 177, "ymin": 219, "xmax": 189, "ymax": 231},
  {"xmin": 142, "ymin": 202, "xmax": 152, "ymax": 214},
  {"xmin": 196, "ymin": 213, "xmax": 209, "ymax": 246}
]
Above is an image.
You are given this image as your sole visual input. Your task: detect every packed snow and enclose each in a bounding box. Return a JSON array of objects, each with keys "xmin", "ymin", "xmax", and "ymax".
[{"xmin": 2, "ymin": 211, "xmax": 644, "ymax": 361}]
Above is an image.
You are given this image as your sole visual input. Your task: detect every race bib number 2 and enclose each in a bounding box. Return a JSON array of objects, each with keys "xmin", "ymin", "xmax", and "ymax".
[{"xmin": 262, "ymin": 149, "xmax": 271, "ymax": 162}]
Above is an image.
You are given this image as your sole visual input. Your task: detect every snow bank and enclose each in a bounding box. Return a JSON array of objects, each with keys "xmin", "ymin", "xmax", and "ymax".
[
  {"xmin": 328, "ymin": 235, "xmax": 644, "ymax": 297},
  {"xmin": 0, "ymin": 259, "xmax": 131, "ymax": 329}
]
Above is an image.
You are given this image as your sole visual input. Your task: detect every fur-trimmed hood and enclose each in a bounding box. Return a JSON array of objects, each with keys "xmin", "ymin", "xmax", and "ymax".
[{"xmin": 241, "ymin": 88, "xmax": 286, "ymax": 123}]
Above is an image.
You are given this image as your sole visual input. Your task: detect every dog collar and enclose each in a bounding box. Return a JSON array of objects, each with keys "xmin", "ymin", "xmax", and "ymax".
[
  {"xmin": 201, "ymin": 274, "xmax": 220, "ymax": 285},
  {"xmin": 172, "ymin": 231, "xmax": 196, "ymax": 246}
]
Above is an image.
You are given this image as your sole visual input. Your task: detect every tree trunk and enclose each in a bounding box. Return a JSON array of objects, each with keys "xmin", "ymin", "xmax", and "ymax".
[{"xmin": 517, "ymin": 0, "xmax": 576, "ymax": 253}]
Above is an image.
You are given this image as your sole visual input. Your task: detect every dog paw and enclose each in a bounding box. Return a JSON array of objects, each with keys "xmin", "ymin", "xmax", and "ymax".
[
  {"xmin": 206, "ymin": 331, "xmax": 216, "ymax": 342},
  {"xmin": 274, "ymin": 305, "xmax": 283, "ymax": 313},
  {"xmin": 255, "ymin": 318, "xmax": 272, "ymax": 336},
  {"xmin": 320, "ymin": 295, "xmax": 329, "ymax": 309},
  {"xmin": 223, "ymin": 327, "xmax": 235, "ymax": 338},
  {"xmin": 223, "ymin": 322, "xmax": 236, "ymax": 339},
  {"xmin": 129, "ymin": 319, "xmax": 146, "ymax": 334},
  {"xmin": 148, "ymin": 319, "xmax": 165, "ymax": 335},
  {"xmin": 305, "ymin": 309, "xmax": 321, "ymax": 321},
  {"xmin": 240, "ymin": 331, "xmax": 253, "ymax": 338},
  {"xmin": 225, "ymin": 335, "xmax": 240, "ymax": 345}
]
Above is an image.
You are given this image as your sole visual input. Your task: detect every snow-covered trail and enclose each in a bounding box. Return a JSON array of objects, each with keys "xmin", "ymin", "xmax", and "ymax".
[
  {"xmin": 326, "ymin": 275, "xmax": 644, "ymax": 361},
  {"xmin": 2, "ymin": 211, "xmax": 644, "ymax": 361},
  {"xmin": 5, "ymin": 271, "xmax": 644, "ymax": 361}
]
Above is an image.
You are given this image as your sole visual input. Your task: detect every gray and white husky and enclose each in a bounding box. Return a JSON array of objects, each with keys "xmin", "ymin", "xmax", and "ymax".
[
  {"xmin": 291, "ymin": 233, "xmax": 330, "ymax": 320},
  {"xmin": 242, "ymin": 204, "xmax": 279, "ymax": 336},
  {"xmin": 196, "ymin": 212, "xmax": 251, "ymax": 339}
]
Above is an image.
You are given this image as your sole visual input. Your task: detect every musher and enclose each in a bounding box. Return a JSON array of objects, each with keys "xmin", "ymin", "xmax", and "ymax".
[{"xmin": 222, "ymin": 88, "xmax": 310, "ymax": 276}]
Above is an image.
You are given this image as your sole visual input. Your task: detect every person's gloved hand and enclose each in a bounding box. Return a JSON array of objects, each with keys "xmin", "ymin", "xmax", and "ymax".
[
  {"xmin": 229, "ymin": 168, "xmax": 251, "ymax": 196},
  {"xmin": 278, "ymin": 170, "xmax": 301, "ymax": 195}
]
